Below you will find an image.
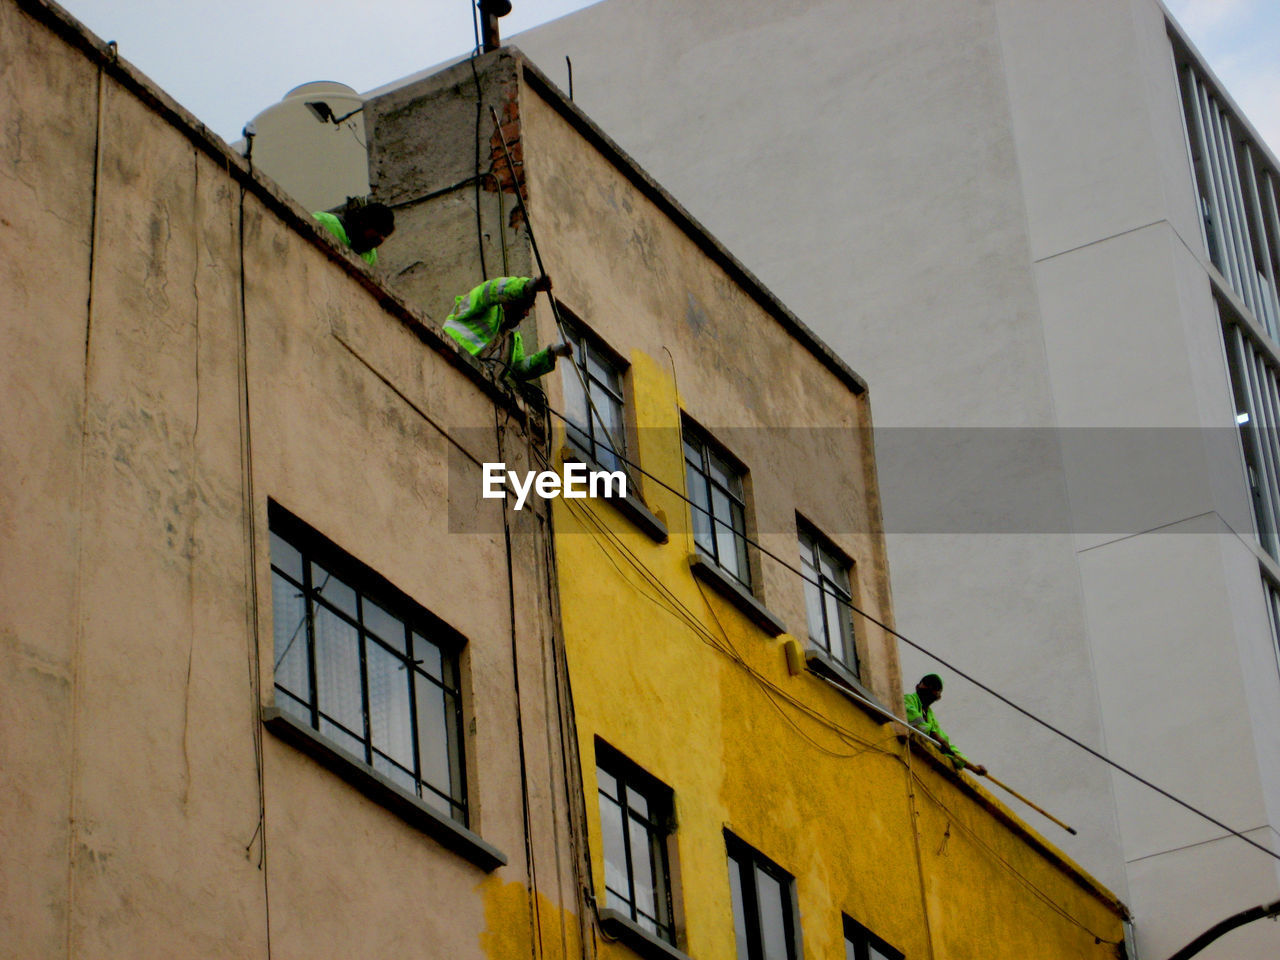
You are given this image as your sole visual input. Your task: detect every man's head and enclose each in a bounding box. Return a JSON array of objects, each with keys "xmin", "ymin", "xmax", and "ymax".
[
  {"xmin": 500, "ymin": 274, "xmax": 552, "ymax": 330},
  {"xmin": 344, "ymin": 201, "xmax": 395, "ymax": 254},
  {"xmin": 916, "ymin": 673, "xmax": 944, "ymax": 708}
]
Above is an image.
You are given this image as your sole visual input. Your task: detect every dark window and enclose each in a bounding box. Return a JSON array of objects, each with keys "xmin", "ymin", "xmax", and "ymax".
[
  {"xmin": 597, "ymin": 743, "xmax": 677, "ymax": 945},
  {"xmin": 684, "ymin": 425, "xmax": 751, "ymax": 589},
  {"xmin": 843, "ymin": 915, "xmax": 902, "ymax": 960},
  {"xmin": 798, "ymin": 521, "xmax": 858, "ymax": 676},
  {"xmin": 561, "ymin": 322, "xmax": 627, "ymax": 473},
  {"xmin": 269, "ymin": 506, "xmax": 467, "ymax": 823},
  {"xmin": 726, "ymin": 834, "xmax": 798, "ymax": 960}
]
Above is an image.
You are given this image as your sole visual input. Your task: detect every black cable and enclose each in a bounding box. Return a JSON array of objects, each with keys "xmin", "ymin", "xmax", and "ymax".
[
  {"xmin": 494, "ymin": 404, "xmax": 544, "ymax": 960},
  {"xmin": 469, "ymin": 2, "xmax": 488, "ymax": 282},
  {"xmin": 529, "ymin": 397, "xmax": 1280, "ymax": 868},
  {"xmin": 237, "ymin": 184, "xmax": 273, "ymax": 957}
]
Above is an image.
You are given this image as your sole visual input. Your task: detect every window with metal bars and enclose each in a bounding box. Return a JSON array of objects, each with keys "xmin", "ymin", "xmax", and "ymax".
[
  {"xmin": 268, "ymin": 505, "xmax": 467, "ymax": 824},
  {"xmin": 1222, "ymin": 300, "xmax": 1280, "ymax": 560},
  {"xmin": 561, "ymin": 320, "xmax": 628, "ymax": 474},
  {"xmin": 684, "ymin": 424, "xmax": 752, "ymax": 590},
  {"xmin": 597, "ymin": 742, "xmax": 677, "ymax": 945},
  {"xmin": 842, "ymin": 915, "xmax": 901, "ymax": 960},
  {"xmin": 726, "ymin": 833, "xmax": 799, "ymax": 960},
  {"xmin": 1176, "ymin": 47, "xmax": 1280, "ymax": 338},
  {"xmin": 798, "ymin": 520, "xmax": 859, "ymax": 677}
]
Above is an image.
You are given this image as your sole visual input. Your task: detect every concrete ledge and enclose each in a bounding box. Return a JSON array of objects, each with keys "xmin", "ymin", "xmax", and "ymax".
[
  {"xmin": 562, "ymin": 443, "xmax": 669, "ymax": 543},
  {"xmin": 803, "ymin": 646, "xmax": 894, "ymax": 723},
  {"xmin": 13, "ymin": 0, "xmax": 524, "ymax": 420},
  {"xmin": 598, "ymin": 909, "xmax": 692, "ymax": 960},
  {"xmin": 688, "ymin": 554, "xmax": 786, "ymax": 637},
  {"xmin": 899, "ymin": 730, "xmax": 1127, "ymax": 919},
  {"xmin": 263, "ymin": 707, "xmax": 507, "ymax": 872}
]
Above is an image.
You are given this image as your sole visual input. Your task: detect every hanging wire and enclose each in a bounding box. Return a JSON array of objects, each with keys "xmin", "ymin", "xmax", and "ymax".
[{"xmin": 522, "ymin": 396, "xmax": 1280, "ymax": 868}]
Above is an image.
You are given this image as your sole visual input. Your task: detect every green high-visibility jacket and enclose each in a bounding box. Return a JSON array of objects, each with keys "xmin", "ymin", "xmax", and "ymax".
[
  {"xmin": 443, "ymin": 276, "xmax": 556, "ymax": 380},
  {"xmin": 313, "ymin": 211, "xmax": 377, "ymax": 266},
  {"xmin": 904, "ymin": 692, "xmax": 970, "ymax": 769}
]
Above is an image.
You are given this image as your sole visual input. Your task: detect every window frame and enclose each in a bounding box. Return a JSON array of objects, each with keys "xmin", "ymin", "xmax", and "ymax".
[
  {"xmin": 683, "ymin": 421, "xmax": 753, "ymax": 591},
  {"xmin": 725, "ymin": 832, "xmax": 801, "ymax": 960},
  {"xmin": 560, "ymin": 311, "xmax": 631, "ymax": 477},
  {"xmin": 797, "ymin": 518, "xmax": 860, "ymax": 678},
  {"xmin": 267, "ymin": 503, "xmax": 469, "ymax": 826},
  {"xmin": 843, "ymin": 915, "xmax": 902, "ymax": 960},
  {"xmin": 596, "ymin": 741, "xmax": 679, "ymax": 947}
]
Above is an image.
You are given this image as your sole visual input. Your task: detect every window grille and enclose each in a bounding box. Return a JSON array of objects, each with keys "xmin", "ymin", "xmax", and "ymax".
[
  {"xmin": 684, "ymin": 426, "xmax": 752, "ymax": 589},
  {"xmin": 269, "ymin": 507, "xmax": 467, "ymax": 823}
]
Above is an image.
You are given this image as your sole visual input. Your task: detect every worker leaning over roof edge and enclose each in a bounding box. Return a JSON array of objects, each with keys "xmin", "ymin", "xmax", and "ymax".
[
  {"xmin": 313, "ymin": 200, "xmax": 396, "ymax": 266},
  {"xmin": 443, "ymin": 274, "xmax": 572, "ymax": 380},
  {"xmin": 904, "ymin": 673, "xmax": 987, "ymax": 775}
]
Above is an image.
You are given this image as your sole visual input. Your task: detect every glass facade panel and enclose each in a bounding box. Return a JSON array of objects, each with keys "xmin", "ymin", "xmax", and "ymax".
[
  {"xmin": 311, "ymin": 562, "xmax": 357, "ymax": 617},
  {"xmin": 272, "ymin": 570, "xmax": 310, "ymax": 703},
  {"xmin": 314, "ymin": 606, "xmax": 363, "ymax": 736},
  {"xmin": 363, "ymin": 597, "xmax": 405, "ymax": 650},
  {"xmin": 367, "ymin": 640, "xmax": 414, "ymax": 770}
]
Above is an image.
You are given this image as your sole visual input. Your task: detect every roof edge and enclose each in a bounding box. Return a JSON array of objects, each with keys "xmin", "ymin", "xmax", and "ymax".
[
  {"xmin": 14, "ymin": 0, "xmax": 524, "ymax": 415},
  {"xmin": 510, "ymin": 48, "xmax": 869, "ymax": 397}
]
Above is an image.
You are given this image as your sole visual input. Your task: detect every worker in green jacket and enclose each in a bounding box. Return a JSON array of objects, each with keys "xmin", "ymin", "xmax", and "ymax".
[
  {"xmin": 313, "ymin": 200, "xmax": 396, "ymax": 266},
  {"xmin": 904, "ymin": 674, "xmax": 987, "ymax": 775},
  {"xmin": 443, "ymin": 274, "xmax": 572, "ymax": 380}
]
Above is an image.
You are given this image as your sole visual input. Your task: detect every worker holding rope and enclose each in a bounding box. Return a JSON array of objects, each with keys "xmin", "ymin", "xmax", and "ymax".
[
  {"xmin": 443, "ymin": 274, "xmax": 572, "ymax": 379},
  {"xmin": 905, "ymin": 674, "xmax": 987, "ymax": 776}
]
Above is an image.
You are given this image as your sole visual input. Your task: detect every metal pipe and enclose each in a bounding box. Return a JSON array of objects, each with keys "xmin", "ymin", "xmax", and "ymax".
[
  {"xmin": 1165, "ymin": 898, "xmax": 1280, "ymax": 960},
  {"xmin": 981, "ymin": 773, "xmax": 1078, "ymax": 835}
]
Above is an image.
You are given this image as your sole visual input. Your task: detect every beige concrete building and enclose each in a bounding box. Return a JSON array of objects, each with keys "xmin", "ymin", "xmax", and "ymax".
[
  {"xmin": 4, "ymin": 0, "xmax": 1130, "ymax": 957},
  {"xmin": 2, "ymin": 0, "xmax": 571, "ymax": 955}
]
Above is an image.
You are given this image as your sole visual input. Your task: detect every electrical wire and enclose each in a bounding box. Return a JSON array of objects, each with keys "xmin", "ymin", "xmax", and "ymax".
[
  {"xmin": 494, "ymin": 403, "xmax": 546, "ymax": 960},
  {"xmin": 525, "ymin": 396, "xmax": 1280, "ymax": 868},
  {"xmin": 469, "ymin": 1, "xmax": 488, "ymax": 283},
  {"xmin": 486, "ymin": 111, "xmax": 632, "ymax": 478},
  {"xmin": 547, "ymin": 448, "xmax": 1114, "ymax": 948},
  {"xmin": 908, "ymin": 769, "xmax": 1122, "ymax": 945},
  {"xmin": 237, "ymin": 182, "xmax": 273, "ymax": 957},
  {"xmin": 542, "ymin": 450, "xmax": 899, "ymax": 763}
]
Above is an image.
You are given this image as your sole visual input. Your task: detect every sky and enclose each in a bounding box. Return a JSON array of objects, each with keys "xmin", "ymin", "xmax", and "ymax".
[{"xmin": 57, "ymin": 0, "xmax": 1278, "ymax": 154}]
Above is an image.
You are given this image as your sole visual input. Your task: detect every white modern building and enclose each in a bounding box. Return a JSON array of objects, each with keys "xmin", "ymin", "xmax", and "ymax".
[{"xmin": 512, "ymin": 1, "xmax": 1280, "ymax": 957}]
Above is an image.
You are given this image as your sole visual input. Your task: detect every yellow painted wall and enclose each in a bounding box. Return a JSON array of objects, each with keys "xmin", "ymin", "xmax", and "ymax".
[
  {"xmin": 517, "ymin": 56, "xmax": 1129, "ymax": 960},
  {"xmin": 549, "ymin": 360, "xmax": 1126, "ymax": 960}
]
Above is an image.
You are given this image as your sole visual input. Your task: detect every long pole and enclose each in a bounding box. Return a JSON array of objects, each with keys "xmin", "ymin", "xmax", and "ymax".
[{"xmin": 982, "ymin": 772, "xmax": 1078, "ymax": 836}]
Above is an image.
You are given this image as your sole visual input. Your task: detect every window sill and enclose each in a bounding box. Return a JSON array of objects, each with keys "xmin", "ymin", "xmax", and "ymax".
[
  {"xmin": 262, "ymin": 706, "xmax": 507, "ymax": 872},
  {"xmin": 803, "ymin": 646, "xmax": 893, "ymax": 724},
  {"xmin": 688, "ymin": 553, "xmax": 786, "ymax": 637},
  {"xmin": 561, "ymin": 442, "xmax": 669, "ymax": 543},
  {"xmin": 598, "ymin": 909, "xmax": 693, "ymax": 960}
]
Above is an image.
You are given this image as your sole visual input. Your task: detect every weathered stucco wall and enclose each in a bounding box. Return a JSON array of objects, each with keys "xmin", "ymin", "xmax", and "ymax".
[
  {"xmin": 511, "ymin": 58, "xmax": 1126, "ymax": 960},
  {"xmin": 359, "ymin": 48, "xmax": 1125, "ymax": 960},
  {"xmin": 0, "ymin": 3, "xmax": 577, "ymax": 958},
  {"xmin": 514, "ymin": 2, "xmax": 1280, "ymax": 956}
]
